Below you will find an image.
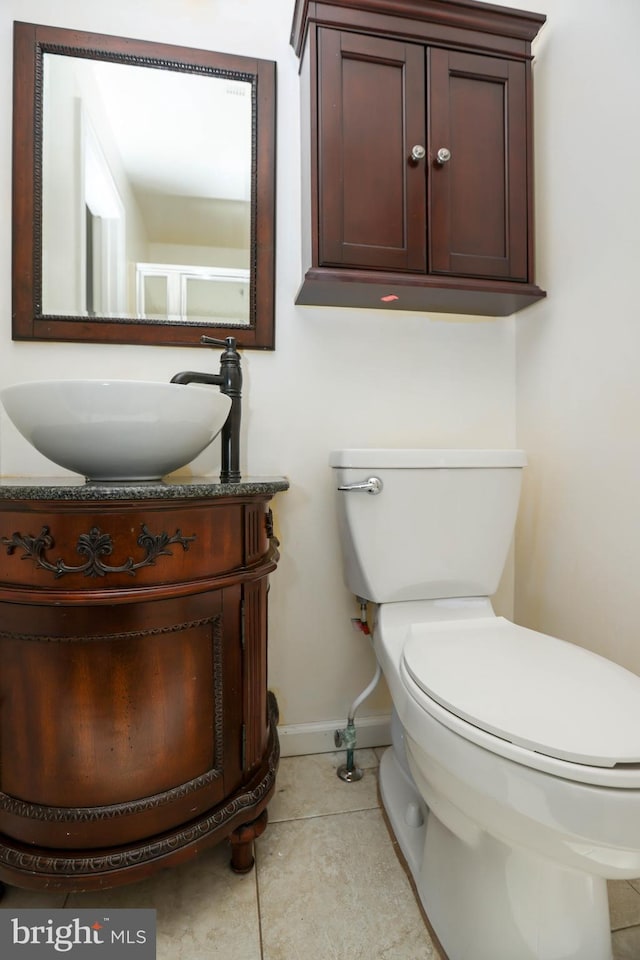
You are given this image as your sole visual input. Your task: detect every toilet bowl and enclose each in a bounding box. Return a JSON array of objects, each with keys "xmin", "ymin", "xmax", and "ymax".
[{"xmin": 330, "ymin": 449, "xmax": 640, "ymax": 960}]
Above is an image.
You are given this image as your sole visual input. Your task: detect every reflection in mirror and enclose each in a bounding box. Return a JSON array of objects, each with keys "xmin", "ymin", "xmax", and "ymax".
[
  {"xmin": 42, "ymin": 57, "xmax": 252, "ymax": 325},
  {"xmin": 13, "ymin": 23, "xmax": 276, "ymax": 348}
]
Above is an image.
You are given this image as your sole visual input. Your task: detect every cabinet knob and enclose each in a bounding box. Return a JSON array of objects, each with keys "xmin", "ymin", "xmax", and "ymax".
[
  {"xmin": 409, "ymin": 144, "xmax": 426, "ymax": 163},
  {"xmin": 436, "ymin": 147, "xmax": 452, "ymax": 165}
]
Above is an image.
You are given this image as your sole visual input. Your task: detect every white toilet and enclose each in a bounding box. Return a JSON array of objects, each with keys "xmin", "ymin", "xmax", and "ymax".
[{"xmin": 330, "ymin": 448, "xmax": 640, "ymax": 960}]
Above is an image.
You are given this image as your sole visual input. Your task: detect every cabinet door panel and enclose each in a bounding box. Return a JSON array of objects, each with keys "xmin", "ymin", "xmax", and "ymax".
[
  {"xmin": 318, "ymin": 29, "xmax": 426, "ymax": 271},
  {"xmin": 429, "ymin": 49, "xmax": 528, "ymax": 281},
  {"xmin": 0, "ymin": 592, "xmax": 238, "ymax": 823}
]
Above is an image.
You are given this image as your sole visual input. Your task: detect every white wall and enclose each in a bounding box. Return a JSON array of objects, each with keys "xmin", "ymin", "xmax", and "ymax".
[
  {"xmin": 504, "ymin": 0, "xmax": 640, "ymax": 677},
  {"xmin": 0, "ymin": 0, "xmax": 518, "ymax": 750}
]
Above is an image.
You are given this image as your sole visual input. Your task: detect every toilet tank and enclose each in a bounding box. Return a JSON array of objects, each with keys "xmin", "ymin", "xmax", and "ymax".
[{"xmin": 330, "ymin": 449, "xmax": 526, "ymax": 603}]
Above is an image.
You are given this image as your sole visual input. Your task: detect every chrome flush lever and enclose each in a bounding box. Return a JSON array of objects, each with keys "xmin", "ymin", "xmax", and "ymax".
[{"xmin": 337, "ymin": 477, "xmax": 384, "ymax": 495}]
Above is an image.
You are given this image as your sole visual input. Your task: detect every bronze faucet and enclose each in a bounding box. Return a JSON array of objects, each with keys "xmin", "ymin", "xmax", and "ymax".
[{"xmin": 171, "ymin": 336, "xmax": 242, "ymax": 483}]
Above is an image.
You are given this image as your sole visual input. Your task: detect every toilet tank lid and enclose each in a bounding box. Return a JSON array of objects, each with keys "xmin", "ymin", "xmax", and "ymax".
[{"xmin": 329, "ymin": 449, "xmax": 527, "ymax": 469}]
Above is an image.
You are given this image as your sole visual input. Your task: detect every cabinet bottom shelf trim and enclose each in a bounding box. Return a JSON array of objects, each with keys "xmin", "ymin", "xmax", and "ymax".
[{"xmin": 296, "ymin": 268, "xmax": 546, "ymax": 316}]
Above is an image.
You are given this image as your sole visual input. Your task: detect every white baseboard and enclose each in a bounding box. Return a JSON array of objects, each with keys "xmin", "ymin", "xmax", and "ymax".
[{"xmin": 278, "ymin": 714, "xmax": 392, "ymax": 758}]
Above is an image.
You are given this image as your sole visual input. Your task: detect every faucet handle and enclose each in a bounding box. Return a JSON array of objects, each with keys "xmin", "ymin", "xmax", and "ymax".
[{"xmin": 201, "ymin": 335, "xmax": 239, "ymax": 351}]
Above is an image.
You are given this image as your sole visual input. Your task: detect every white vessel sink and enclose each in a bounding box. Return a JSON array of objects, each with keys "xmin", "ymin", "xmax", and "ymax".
[{"xmin": 1, "ymin": 379, "xmax": 232, "ymax": 481}]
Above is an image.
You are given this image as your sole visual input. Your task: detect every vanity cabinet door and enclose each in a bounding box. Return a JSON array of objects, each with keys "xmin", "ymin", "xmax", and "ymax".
[
  {"xmin": 428, "ymin": 48, "xmax": 528, "ymax": 282},
  {"xmin": 317, "ymin": 29, "xmax": 427, "ymax": 272},
  {"xmin": 0, "ymin": 588, "xmax": 243, "ymax": 849}
]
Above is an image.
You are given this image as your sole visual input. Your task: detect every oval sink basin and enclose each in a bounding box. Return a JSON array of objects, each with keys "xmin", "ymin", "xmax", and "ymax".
[{"xmin": 1, "ymin": 379, "xmax": 232, "ymax": 481}]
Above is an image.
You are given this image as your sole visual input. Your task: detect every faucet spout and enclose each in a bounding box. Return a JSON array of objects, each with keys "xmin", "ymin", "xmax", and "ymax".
[
  {"xmin": 170, "ymin": 336, "xmax": 242, "ymax": 483},
  {"xmin": 170, "ymin": 371, "xmax": 223, "ymax": 387}
]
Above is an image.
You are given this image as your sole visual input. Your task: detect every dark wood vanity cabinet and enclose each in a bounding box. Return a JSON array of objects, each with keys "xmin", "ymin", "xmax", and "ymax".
[
  {"xmin": 0, "ymin": 481, "xmax": 287, "ymax": 893},
  {"xmin": 291, "ymin": 0, "xmax": 546, "ymax": 316}
]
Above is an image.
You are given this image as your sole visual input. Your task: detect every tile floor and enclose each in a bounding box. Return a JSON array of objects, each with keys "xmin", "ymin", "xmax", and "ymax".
[{"xmin": 2, "ymin": 748, "xmax": 640, "ymax": 959}]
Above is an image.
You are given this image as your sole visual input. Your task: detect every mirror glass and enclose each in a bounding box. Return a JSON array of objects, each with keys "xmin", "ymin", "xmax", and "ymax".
[
  {"xmin": 43, "ymin": 56, "xmax": 252, "ymax": 325},
  {"xmin": 13, "ymin": 23, "xmax": 276, "ymax": 349}
]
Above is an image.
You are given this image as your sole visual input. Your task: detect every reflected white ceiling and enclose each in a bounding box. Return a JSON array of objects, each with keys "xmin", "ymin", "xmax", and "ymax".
[{"xmin": 89, "ymin": 59, "xmax": 252, "ymax": 203}]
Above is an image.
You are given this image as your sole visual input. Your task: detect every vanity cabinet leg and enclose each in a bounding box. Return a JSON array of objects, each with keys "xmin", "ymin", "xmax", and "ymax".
[{"xmin": 229, "ymin": 810, "xmax": 269, "ymax": 873}]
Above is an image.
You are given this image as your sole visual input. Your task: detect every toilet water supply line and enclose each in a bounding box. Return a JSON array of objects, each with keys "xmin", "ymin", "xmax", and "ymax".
[{"xmin": 335, "ymin": 599, "xmax": 382, "ymax": 782}]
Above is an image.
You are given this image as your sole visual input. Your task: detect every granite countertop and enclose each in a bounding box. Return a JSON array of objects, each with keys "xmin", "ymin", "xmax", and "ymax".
[{"xmin": 0, "ymin": 476, "xmax": 289, "ymax": 501}]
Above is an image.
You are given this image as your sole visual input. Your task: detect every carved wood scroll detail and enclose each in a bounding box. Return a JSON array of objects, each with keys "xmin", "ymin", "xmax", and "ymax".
[
  {"xmin": 265, "ymin": 507, "xmax": 274, "ymax": 540},
  {"xmin": 1, "ymin": 525, "xmax": 196, "ymax": 578}
]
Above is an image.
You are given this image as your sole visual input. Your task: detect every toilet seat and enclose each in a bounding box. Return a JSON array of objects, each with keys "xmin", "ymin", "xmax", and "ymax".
[{"xmin": 402, "ymin": 617, "xmax": 640, "ymax": 768}]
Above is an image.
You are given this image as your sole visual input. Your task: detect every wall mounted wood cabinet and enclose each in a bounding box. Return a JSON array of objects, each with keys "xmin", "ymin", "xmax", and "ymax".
[
  {"xmin": 0, "ymin": 479, "xmax": 287, "ymax": 895},
  {"xmin": 291, "ymin": 0, "xmax": 546, "ymax": 316}
]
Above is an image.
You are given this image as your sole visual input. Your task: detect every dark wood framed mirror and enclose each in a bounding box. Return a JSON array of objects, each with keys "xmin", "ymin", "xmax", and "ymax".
[{"xmin": 12, "ymin": 22, "xmax": 276, "ymax": 349}]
